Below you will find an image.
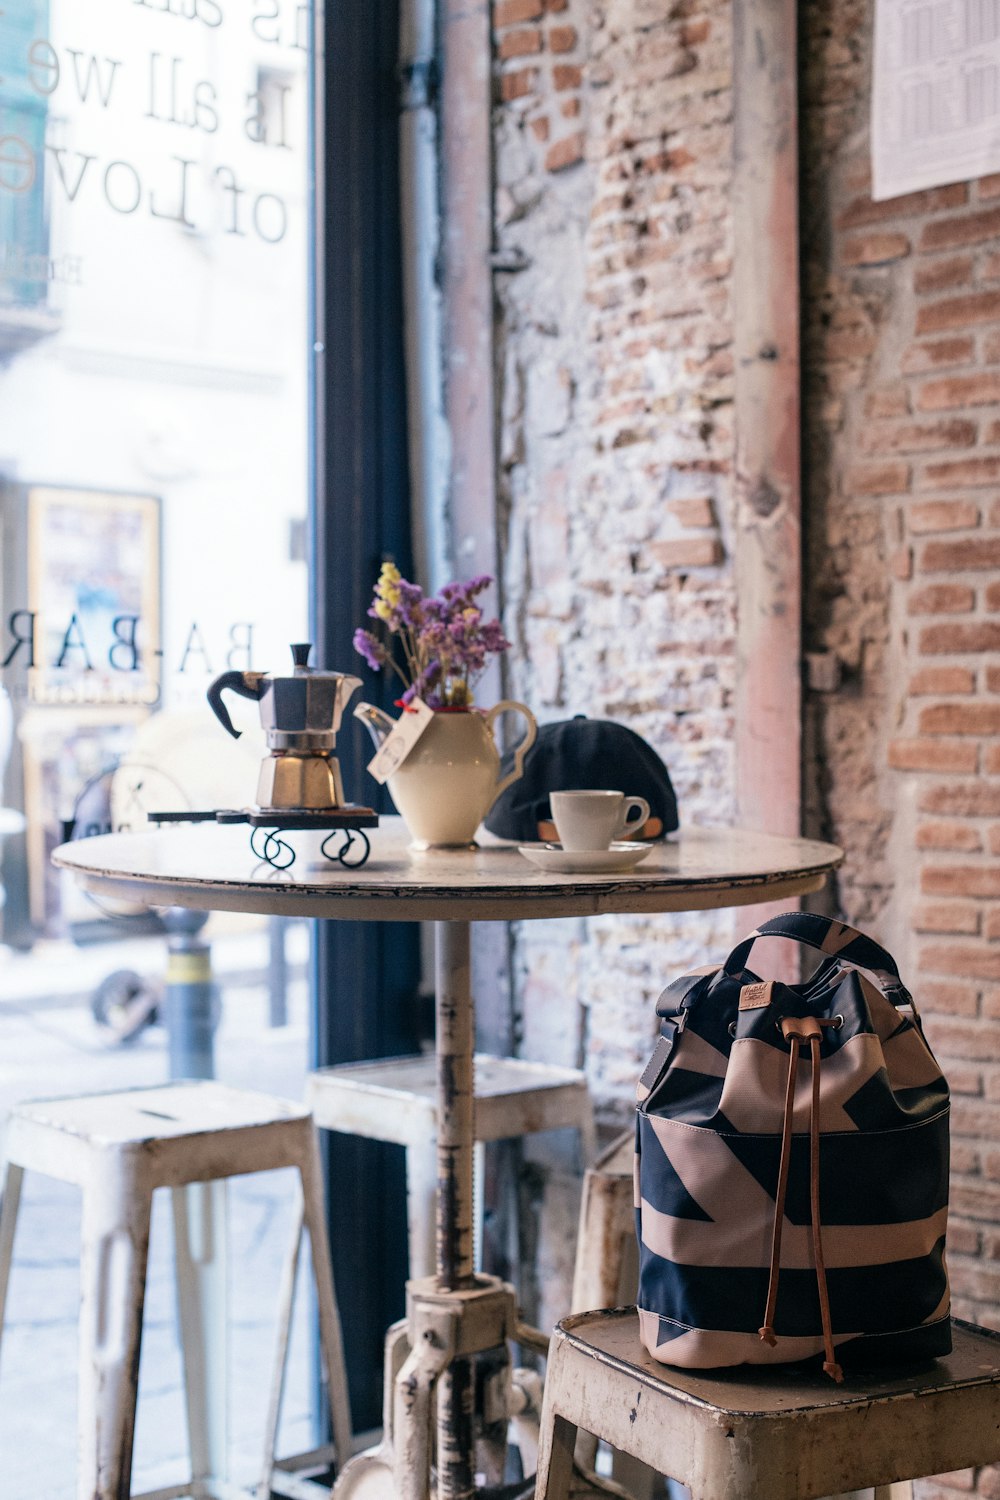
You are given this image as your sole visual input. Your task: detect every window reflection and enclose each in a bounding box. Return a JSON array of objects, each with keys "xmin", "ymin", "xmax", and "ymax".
[
  {"xmin": 1, "ymin": 0, "xmax": 312, "ymax": 919},
  {"xmin": 0, "ymin": 0, "xmax": 316, "ymax": 1488}
]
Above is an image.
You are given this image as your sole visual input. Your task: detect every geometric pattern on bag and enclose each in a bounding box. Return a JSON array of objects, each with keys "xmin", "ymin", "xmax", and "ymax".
[{"xmin": 636, "ymin": 912, "xmax": 951, "ymax": 1379}]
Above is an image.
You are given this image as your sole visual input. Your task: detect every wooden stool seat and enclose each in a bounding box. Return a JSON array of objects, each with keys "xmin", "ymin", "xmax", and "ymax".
[
  {"xmin": 0, "ymin": 1081, "xmax": 352, "ymax": 1500},
  {"xmin": 308, "ymin": 1052, "xmax": 596, "ymax": 1279},
  {"xmin": 309, "ymin": 1052, "xmax": 594, "ymax": 1145},
  {"xmin": 535, "ymin": 1308, "xmax": 1000, "ymax": 1500},
  {"xmin": 9, "ymin": 1079, "xmax": 313, "ymax": 1164}
]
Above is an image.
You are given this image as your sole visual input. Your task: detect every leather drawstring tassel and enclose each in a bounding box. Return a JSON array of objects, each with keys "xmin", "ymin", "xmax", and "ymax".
[
  {"xmin": 809, "ymin": 1030, "xmax": 843, "ymax": 1383},
  {"xmin": 758, "ymin": 1040, "xmax": 799, "ymax": 1348},
  {"xmin": 760, "ymin": 1015, "xmax": 844, "ymax": 1382}
]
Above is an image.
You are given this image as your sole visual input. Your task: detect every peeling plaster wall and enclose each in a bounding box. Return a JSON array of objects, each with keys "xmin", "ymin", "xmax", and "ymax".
[{"xmin": 491, "ymin": 0, "xmax": 739, "ymax": 1330}]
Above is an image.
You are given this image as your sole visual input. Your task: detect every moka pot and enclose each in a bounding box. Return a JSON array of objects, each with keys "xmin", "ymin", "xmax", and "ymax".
[{"xmin": 207, "ymin": 643, "xmax": 362, "ymax": 811}]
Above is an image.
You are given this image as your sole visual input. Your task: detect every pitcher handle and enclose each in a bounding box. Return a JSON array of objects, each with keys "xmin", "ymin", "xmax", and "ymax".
[{"xmin": 483, "ymin": 700, "xmax": 537, "ymax": 814}]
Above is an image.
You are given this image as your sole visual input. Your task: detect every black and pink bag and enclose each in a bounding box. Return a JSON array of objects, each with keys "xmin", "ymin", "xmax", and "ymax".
[{"xmin": 636, "ymin": 912, "xmax": 951, "ymax": 1380}]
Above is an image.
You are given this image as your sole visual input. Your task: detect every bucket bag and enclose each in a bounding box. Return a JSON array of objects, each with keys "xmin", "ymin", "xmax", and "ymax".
[{"xmin": 635, "ymin": 912, "xmax": 951, "ymax": 1381}]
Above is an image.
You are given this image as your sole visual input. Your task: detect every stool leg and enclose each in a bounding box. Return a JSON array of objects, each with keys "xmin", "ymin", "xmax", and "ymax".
[
  {"xmin": 78, "ymin": 1166, "xmax": 152, "ymax": 1500},
  {"xmin": 473, "ymin": 1141, "xmax": 485, "ymax": 1274},
  {"xmin": 299, "ymin": 1133, "xmax": 353, "ymax": 1474},
  {"xmin": 578, "ymin": 1099, "xmax": 598, "ymax": 1171},
  {"xmin": 534, "ymin": 1410, "xmax": 577, "ymax": 1500},
  {"xmin": 570, "ymin": 1166, "xmax": 636, "ymax": 1479},
  {"xmin": 406, "ymin": 1140, "xmax": 437, "ymax": 1283},
  {"xmin": 172, "ymin": 1180, "xmax": 228, "ymax": 1486},
  {"xmin": 571, "ymin": 1168, "xmax": 635, "ymax": 1315},
  {"xmin": 0, "ymin": 1162, "xmax": 24, "ymax": 1352},
  {"xmin": 259, "ymin": 1197, "xmax": 305, "ymax": 1496}
]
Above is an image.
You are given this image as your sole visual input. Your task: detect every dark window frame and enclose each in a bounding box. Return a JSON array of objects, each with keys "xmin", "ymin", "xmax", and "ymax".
[{"xmin": 308, "ymin": 0, "xmax": 422, "ymax": 1434}]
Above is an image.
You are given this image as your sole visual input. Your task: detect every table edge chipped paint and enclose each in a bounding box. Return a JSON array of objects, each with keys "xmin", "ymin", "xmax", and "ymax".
[{"xmin": 52, "ymin": 820, "xmax": 843, "ymax": 924}]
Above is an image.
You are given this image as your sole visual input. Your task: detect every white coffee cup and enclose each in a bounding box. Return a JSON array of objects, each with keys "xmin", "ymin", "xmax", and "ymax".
[{"xmin": 550, "ymin": 790, "xmax": 651, "ymax": 852}]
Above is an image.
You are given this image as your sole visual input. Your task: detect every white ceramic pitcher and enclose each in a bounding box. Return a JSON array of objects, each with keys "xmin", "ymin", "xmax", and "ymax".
[{"xmin": 355, "ymin": 701, "xmax": 536, "ymax": 848}]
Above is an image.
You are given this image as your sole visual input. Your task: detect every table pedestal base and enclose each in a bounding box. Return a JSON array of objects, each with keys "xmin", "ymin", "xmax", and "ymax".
[
  {"xmin": 332, "ymin": 1277, "xmax": 634, "ymax": 1500},
  {"xmin": 329, "ymin": 1274, "xmax": 517, "ymax": 1500},
  {"xmin": 396, "ymin": 1275, "xmax": 516, "ymax": 1500}
]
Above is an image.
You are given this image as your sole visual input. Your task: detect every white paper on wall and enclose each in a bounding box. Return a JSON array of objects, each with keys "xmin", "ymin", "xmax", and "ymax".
[{"xmin": 872, "ymin": 0, "xmax": 1000, "ymax": 200}]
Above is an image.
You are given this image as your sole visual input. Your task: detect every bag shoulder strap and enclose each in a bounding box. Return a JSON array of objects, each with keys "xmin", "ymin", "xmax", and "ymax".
[
  {"xmin": 641, "ymin": 967, "xmax": 721, "ymax": 1101},
  {"xmin": 654, "ymin": 964, "xmax": 719, "ymax": 1017},
  {"xmin": 723, "ymin": 912, "xmax": 912, "ymax": 1005}
]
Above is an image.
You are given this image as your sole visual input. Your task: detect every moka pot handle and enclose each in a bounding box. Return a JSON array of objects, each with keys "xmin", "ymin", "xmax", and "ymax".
[{"xmin": 206, "ymin": 670, "xmax": 266, "ymax": 739}]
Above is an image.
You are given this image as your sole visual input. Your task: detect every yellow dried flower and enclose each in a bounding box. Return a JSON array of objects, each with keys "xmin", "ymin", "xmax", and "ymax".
[{"xmin": 376, "ymin": 561, "xmax": 402, "ymax": 605}]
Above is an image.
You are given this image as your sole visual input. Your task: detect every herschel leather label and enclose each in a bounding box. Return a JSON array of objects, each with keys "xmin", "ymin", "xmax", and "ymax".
[{"xmin": 739, "ymin": 980, "xmax": 775, "ymax": 1011}]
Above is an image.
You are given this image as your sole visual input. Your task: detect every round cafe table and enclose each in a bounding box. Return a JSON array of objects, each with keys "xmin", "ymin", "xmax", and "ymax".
[{"xmin": 54, "ymin": 817, "xmax": 843, "ymax": 1500}]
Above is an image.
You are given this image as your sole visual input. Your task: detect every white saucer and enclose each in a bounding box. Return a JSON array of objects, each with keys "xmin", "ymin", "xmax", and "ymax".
[{"xmin": 517, "ymin": 841, "xmax": 654, "ymax": 874}]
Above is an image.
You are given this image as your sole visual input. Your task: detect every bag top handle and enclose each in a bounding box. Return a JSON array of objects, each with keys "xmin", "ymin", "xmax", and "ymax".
[{"xmin": 722, "ymin": 912, "xmax": 913, "ymax": 1006}]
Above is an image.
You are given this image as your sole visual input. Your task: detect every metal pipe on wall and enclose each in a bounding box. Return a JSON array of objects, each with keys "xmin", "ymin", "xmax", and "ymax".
[{"xmin": 400, "ymin": 0, "xmax": 451, "ymax": 593}]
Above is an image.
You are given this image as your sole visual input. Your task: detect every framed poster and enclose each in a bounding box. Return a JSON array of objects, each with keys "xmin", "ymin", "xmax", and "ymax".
[
  {"xmin": 26, "ymin": 485, "xmax": 161, "ymax": 708},
  {"xmin": 19, "ymin": 706, "xmax": 150, "ymax": 937}
]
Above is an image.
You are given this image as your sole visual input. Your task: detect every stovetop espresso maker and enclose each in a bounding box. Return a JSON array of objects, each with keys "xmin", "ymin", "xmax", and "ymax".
[{"xmin": 207, "ymin": 643, "xmax": 363, "ymax": 812}]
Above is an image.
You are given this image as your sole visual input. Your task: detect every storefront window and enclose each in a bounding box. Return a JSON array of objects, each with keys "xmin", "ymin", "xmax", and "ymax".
[{"xmin": 0, "ymin": 0, "xmax": 316, "ymax": 1488}]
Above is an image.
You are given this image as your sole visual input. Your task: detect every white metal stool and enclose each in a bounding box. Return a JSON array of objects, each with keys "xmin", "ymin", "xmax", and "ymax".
[
  {"xmin": 560, "ymin": 1134, "xmax": 913, "ymax": 1500},
  {"xmin": 307, "ymin": 1052, "xmax": 597, "ymax": 1280},
  {"xmin": 534, "ymin": 1308, "xmax": 1000, "ymax": 1500},
  {"xmin": 0, "ymin": 1081, "xmax": 352, "ymax": 1500}
]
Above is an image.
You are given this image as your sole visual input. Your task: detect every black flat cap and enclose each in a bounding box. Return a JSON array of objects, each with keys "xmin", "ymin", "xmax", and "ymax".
[{"xmin": 485, "ymin": 715, "xmax": 679, "ymax": 843}]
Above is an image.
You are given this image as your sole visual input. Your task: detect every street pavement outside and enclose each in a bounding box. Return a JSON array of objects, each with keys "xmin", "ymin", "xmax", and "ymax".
[{"xmin": 0, "ymin": 918, "xmax": 317, "ymax": 1499}]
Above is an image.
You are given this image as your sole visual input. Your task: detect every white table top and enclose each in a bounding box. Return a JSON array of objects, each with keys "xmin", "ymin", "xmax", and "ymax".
[{"xmin": 52, "ymin": 818, "xmax": 843, "ymax": 923}]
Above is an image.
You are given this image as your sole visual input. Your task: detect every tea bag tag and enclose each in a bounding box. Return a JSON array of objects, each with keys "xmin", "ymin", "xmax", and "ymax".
[{"xmin": 366, "ymin": 697, "xmax": 435, "ymax": 784}]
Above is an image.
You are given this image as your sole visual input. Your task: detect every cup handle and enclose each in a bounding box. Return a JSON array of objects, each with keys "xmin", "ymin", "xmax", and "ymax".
[
  {"xmin": 615, "ymin": 796, "xmax": 650, "ymax": 839},
  {"xmin": 483, "ymin": 700, "xmax": 537, "ymax": 814}
]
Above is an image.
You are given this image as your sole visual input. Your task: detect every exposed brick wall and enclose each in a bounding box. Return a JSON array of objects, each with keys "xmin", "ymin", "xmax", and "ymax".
[
  {"xmin": 491, "ymin": 0, "xmax": 1000, "ymax": 1458},
  {"xmin": 801, "ymin": 5, "xmax": 1000, "ymax": 1495}
]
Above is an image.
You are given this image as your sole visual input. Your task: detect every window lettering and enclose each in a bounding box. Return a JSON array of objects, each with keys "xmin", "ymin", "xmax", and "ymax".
[
  {"xmin": 252, "ymin": 190, "xmax": 286, "ymax": 243},
  {"xmin": 27, "ymin": 38, "xmax": 60, "ymax": 96},
  {"xmin": 2, "ymin": 612, "xmax": 37, "ymax": 669},
  {"xmin": 46, "ymin": 145, "xmax": 95, "ymax": 202},
  {"xmin": 0, "ymin": 136, "xmax": 36, "ymax": 194},
  {"xmin": 226, "ymin": 623, "xmax": 254, "ymax": 671},
  {"xmin": 103, "ymin": 159, "xmax": 142, "ymax": 214},
  {"xmin": 148, "ymin": 154, "xmax": 196, "ymax": 227},
  {"xmin": 55, "ymin": 614, "xmax": 94, "ymax": 672},
  {"xmin": 133, "ymin": 0, "xmax": 224, "ymax": 29},
  {"xmin": 109, "ymin": 617, "xmax": 141, "ymax": 672},
  {"xmin": 178, "ymin": 623, "xmax": 212, "ymax": 675},
  {"xmin": 65, "ymin": 49, "xmax": 122, "ymax": 108}
]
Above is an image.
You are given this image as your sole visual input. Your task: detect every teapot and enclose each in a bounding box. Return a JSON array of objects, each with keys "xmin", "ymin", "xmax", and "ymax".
[
  {"xmin": 207, "ymin": 644, "xmax": 362, "ymax": 810},
  {"xmin": 355, "ymin": 698, "xmax": 536, "ymax": 848}
]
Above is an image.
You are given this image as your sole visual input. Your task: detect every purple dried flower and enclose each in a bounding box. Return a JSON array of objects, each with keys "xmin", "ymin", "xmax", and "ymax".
[
  {"xmin": 480, "ymin": 619, "xmax": 510, "ymax": 653},
  {"xmin": 355, "ymin": 567, "xmax": 509, "ymax": 706},
  {"xmin": 353, "ymin": 628, "xmax": 387, "ymax": 671},
  {"xmin": 396, "ymin": 580, "xmax": 425, "ymax": 629}
]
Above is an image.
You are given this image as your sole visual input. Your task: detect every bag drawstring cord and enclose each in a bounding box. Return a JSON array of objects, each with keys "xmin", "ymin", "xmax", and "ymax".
[
  {"xmin": 758, "ymin": 1038, "xmax": 798, "ymax": 1349},
  {"xmin": 758, "ymin": 1016, "xmax": 844, "ymax": 1383}
]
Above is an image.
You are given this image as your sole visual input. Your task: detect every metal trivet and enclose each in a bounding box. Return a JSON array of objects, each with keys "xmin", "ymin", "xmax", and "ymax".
[{"xmin": 148, "ymin": 806, "xmax": 379, "ymax": 871}]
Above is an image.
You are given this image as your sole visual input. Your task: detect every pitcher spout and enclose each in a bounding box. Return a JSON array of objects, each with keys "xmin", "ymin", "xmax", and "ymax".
[{"xmin": 354, "ymin": 701, "xmax": 397, "ymax": 750}]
